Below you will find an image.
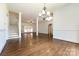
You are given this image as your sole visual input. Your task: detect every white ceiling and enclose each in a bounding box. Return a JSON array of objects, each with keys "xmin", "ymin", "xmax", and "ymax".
[{"xmin": 7, "ymin": 3, "xmax": 69, "ymax": 22}]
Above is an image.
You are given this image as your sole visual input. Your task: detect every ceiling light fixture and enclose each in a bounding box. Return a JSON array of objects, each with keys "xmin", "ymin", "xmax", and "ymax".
[{"xmin": 39, "ymin": 3, "xmax": 53, "ymax": 21}]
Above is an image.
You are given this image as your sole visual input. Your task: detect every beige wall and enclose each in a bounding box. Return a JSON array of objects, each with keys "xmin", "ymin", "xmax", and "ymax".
[{"xmin": 8, "ymin": 12, "xmax": 18, "ymax": 37}]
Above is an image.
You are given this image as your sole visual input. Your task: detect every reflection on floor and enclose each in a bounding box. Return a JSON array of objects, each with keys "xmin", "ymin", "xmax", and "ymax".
[{"xmin": 1, "ymin": 33, "xmax": 79, "ymax": 56}]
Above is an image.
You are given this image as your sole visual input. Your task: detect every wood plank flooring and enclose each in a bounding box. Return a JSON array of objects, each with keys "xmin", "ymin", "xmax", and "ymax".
[{"xmin": 1, "ymin": 33, "xmax": 79, "ymax": 56}]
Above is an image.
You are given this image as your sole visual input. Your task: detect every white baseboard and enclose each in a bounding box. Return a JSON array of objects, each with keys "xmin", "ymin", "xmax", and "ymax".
[
  {"xmin": 53, "ymin": 37, "xmax": 79, "ymax": 43},
  {"xmin": 8, "ymin": 37, "xmax": 19, "ymax": 39}
]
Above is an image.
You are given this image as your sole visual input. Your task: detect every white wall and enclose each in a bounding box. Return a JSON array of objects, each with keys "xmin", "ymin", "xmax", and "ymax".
[
  {"xmin": 38, "ymin": 21, "xmax": 52, "ymax": 34},
  {"xmin": 53, "ymin": 4, "xmax": 79, "ymax": 43},
  {"xmin": 0, "ymin": 4, "xmax": 9, "ymax": 53}
]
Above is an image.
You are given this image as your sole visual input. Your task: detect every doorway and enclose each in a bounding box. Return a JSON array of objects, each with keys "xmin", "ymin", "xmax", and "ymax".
[{"xmin": 48, "ymin": 24, "xmax": 53, "ymax": 39}]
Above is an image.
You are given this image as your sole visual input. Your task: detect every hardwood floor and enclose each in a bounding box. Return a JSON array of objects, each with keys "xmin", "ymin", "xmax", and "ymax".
[{"xmin": 1, "ymin": 33, "xmax": 79, "ymax": 56}]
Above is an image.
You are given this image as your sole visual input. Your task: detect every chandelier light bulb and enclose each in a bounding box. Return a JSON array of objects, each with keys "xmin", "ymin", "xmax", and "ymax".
[
  {"xmin": 47, "ymin": 11, "xmax": 50, "ymax": 16},
  {"xmin": 49, "ymin": 17, "xmax": 53, "ymax": 20},
  {"xmin": 46, "ymin": 17, "xmax": 49, "ymax": 21},
  {"xmin": 42, "ymin": 10, "xmax": 46, "ymax": 14},
  {"xmin": 39, "ymin": 13, "xmax": 42, "ymax": 16}
]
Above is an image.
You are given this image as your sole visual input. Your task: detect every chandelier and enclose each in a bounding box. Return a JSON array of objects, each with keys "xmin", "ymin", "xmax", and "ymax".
[{"xmin": 38, "ymin": 3, "xmax": 53, "ymax": 21}]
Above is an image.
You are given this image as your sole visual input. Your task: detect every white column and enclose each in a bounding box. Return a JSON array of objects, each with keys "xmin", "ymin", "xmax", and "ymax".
[
  {"xmin": 19, "ymin": 12, "xmax": 21, "ymax": 38},
  {"xmin": 18, "ymin": 12, "xmax": 21, "ymax": 48},
  {"xmin": 36, "ymin": 17, "xmax": 38, "ymax": 36}
]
